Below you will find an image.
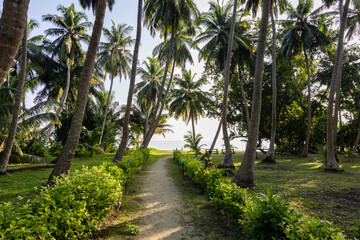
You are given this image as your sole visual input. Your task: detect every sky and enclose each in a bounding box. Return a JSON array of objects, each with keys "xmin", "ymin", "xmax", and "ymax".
[{"xmin": 0, "ymin": 0, "xmax": 323, "ymax": 149}]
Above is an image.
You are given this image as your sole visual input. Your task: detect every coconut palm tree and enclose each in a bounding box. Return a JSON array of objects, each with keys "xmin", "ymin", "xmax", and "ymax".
[
  {"xmin": 326, "ymin": 0, "xmax": 351, "ymax": 170},
  {"xmin": 233, "ymin": 0, "xmax": 272, "ymax": 188},
  {"xmin": 113, "ymin": 0, "xmax": 143, "ymax": 162},
  {"xmin": 280, "ymin": 0, "xmax": 330, "ymax": 157},
  {"xmin": 98, "ymin": 21, "xmax": 134, "ymax": 145},
  {"xmin": 169, "ymin": 69, "xmax": 209, "ymax": 146},
  {"xmin": 0, "ymin": 26, "xmax": 28, "ymax": 174},
  {"xmin": 135, "ymin": 57, "xmax": 164, "ymax": 137},
  {"xmin": 0, "ymin": 0, "xmax": 29, "ymax": 86},
  {"xmin": 183, "ymin": 131, "xmax": 206, "ymax": 155},
  {"xmin": 42, "ymin": 4, "xmax": 91, "ymax": 119},
  {"xmin": 46, "ymin": 0, "xmax": 109, "ymax": 185},
  {"xmin": 142, "ymin": 0, "xmax": 199, "ymax": 148},
  {"xmin": 194, "ymin": 0, "xmax": 253, "ymax": 166}
]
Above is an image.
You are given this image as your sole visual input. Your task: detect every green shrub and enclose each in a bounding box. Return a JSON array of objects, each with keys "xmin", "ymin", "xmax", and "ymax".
[
  {"xmin": 241, "ymin": 189, "xmax": 294, "ymax": 240},
  {"xmin": 284, "ymin": 214, "xmax": 346, "ymax": 240},
  {"xmin": 209, "ymin": 178, "xmax": 250, "ymax": 220}
]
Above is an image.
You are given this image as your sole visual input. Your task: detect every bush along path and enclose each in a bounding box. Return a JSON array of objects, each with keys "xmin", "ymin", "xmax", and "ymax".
[{"xmin": 173, "ymin": 150, "xmax": 347, "ymax": 240}]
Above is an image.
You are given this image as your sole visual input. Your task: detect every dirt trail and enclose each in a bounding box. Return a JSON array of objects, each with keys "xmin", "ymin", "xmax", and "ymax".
[{"xmin": 132, "ymin": 156, "xmax": 204, "ymax": 240}]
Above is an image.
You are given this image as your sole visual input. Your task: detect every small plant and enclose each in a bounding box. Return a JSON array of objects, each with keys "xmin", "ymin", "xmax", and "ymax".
[
  {"xmin": 316, "ymin": 144, "xmax": 327, "ymax": 165},
  {"xmin": 344, "ymin": 148, "xmax": 355, "ymax": 162},
  {"xmin": 204, "ymin": 156, "xmax": 213, "ymax": 168},
  {"xmin": 125, "ymin": 222, "xmax": 140, "ymax": 235}
]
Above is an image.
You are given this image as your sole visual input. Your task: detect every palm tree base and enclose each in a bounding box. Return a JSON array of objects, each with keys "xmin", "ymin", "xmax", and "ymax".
[
  {"xmin": 262, "ymin": 156, "xmax": 276, "ymax": 164},
  {"xmin": 217, "ymin": 163, "xmax": 235, "ymax": 169},
  {"xmin": 324, "ymin": 168, "xmax": 344, "ymax": 173},
  {"xmin": 232, "ymin": 177, "xmax": 255, "ymax": 189}
]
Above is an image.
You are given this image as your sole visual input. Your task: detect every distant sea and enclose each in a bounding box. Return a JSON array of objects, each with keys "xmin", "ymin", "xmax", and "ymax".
[{"xmin": 148, "ymin": 139, "xmax": 269, "ymax": 151}]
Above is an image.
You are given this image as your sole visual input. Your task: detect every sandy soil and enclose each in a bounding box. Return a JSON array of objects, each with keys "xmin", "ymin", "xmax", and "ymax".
[{"xmin": 131, "ymin": 156, "xmax": 204, "ymax": 240}]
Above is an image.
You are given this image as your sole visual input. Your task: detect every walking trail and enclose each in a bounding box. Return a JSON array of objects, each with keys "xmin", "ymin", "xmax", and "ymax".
[{"xmin": 130, "ymin": 156, "xmax": 204, "ymax": 239}]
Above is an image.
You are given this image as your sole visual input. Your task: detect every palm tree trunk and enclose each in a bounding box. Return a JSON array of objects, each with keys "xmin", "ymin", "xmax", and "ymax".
[
  {"xmin": 46, "ymin": 0, "xmax": 107, "ymax": 185},
  {"xmin": 142, "ymin": 57, "xmax": 176, "ymax": 148},
  {"xmin": 233, "ymin": 0, "xmax": 271, "ymax": 188},
  {"xmin": 0, "ymin": 0, "xmax": 29, "ymax": 86},
  {"xmin": 326, "ymin": 0, "xmax": 350, "ymax": 170},
  {"xmin": 0, "ymin": 27, "xmax": 27, "ymax": 174},
  {"xmin": 99, "ymin": 75, "xmax": 114, "ymax": 145},
  {"xmin": 201, "ymin": 120, "xmax": 222, "ymax": 161},
  {"xmin": 264, "ymin": 7, "xmax": 277, "ymax": 163},
  {"xmin": 113, "ymin": 0, "xmax": 143, "ymax": 162},
  {"xmin": 191, "ymin": 112, "xmax": 196, "ymax": 155},
  {"xmin": 353, "ymin": 126, "xmax": 360, "ymax": 152},
  {"xmin": 144, "ymin": 100, "xmax": 151, "ymax": 137},
  {"xmin": 141, "ymin": 30, "xmax": 176, "ymax": 148},
  {"xmin": 221, "ymin": 0, "xmax": 238, "ymax": 168},
  {"xmin": 238, "ymin": 67, "xmax": 250, "ymax": 128},
  {"xmin": 301, "ymin": 48, "xmax": 311, "ymax": 157}
]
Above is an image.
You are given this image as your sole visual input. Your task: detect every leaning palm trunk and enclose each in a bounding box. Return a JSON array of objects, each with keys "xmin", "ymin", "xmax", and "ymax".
[
  {"xmin": 99, "ymin": 76, "xmax": 114, "ymax": 144},
  {"xmin": 220, "ymin": 0, "xmax": 238, "ymax": 168},
  {"xmin": 264, "ymin": 8, "xmax": 277, "ymax": 163},
  {"xmin": 141, "ymin": 31, "xmax": 176, "ymax": 149},
  {"xmin": 201, "ymin": 120, "xmax": 222, "ymax": 161},
  {"xmin": 142, "ymin": 57, "xmax": 176, "ymax": 148},
  {"xmin": 0, "ymin": 27, "xmax": 27, "ymax": 174},
  {"xmin": 46, "ymin": 0, "xmax": 107, "ymax": 185},
  {"xmin": 233, "ymin": 0, "xmax": 271, "ymax": 188},
  {"xmin": 301, "ymin": 48, "xmax": 312, "ymax": 157},
  {"xmin": 326, "ymin": 0, "xmax": 350, "ymax": 170},
  {"xmin": 0, "ymin": 0, "xmax": 29, "ymax": 86},
  {"xmin": 113, "ymin": 0, "xmax": 143, "ymax": 162},
  {"xmin": 191, "ymin": 113, "xmax": 197, "ymax": 155}
]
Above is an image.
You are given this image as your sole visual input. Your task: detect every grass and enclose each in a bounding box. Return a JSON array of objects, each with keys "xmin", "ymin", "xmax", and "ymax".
[
  {"xmin": 0, "ymin": 149, "xmax": 172, "ymax": 203},
  {"xmin": 182, "ymin": 151, "xmax": 360, "ymax": 238}
]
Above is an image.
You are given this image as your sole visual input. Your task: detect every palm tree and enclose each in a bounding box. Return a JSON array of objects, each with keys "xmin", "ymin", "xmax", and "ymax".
[
  {"xmin": 113, "ymin": 0, "xmax": 143, "ymax": 162},
  {"xmin": 0, "ymin": 26, "xmax": 27, "ymax": 174},
  {"xmin": 326, "ymin": 0, "xmax": 351, "ymax": 170},
  {"xmin": 169, "ymin": 69, "xmax": 209, "ymax": 147},
  {"xmin": 233, "ymin": 0, "xmax": 272, "ymax": 188},
  {"xmin": 42, "ymin": 4, "xmax": 91, "ymax": 119},
  {"xmin": 135, "ymin": 57, "xmax": 164, "ymax": 137},
  {"xmin": 263, "ymin": 0, "xmax": 288, "ymax": 163},
  {"xmin": 183, "ymin": 131, "xmax": 206, "ymax": 156},
  {"xmin": 142, "ymin": 0, "xmax": 199, "ymax": 148},
  {"xmin": 46, "ymin": 0, "xmax": 109, "ymax": 185},
  {"xmin": 280, "ymin": 0, "xmax": 329, "ymax": 157},
  {"xmin": 0, "ymin": 0, "xmax": 29, "ymax": 86},
  {"xmin": 194, "ymin": 0, "xmax": 253, "ymax": 166},
  {"xmin": 98, "ymin": 21, "xmax": 134, "ymax": 145}
]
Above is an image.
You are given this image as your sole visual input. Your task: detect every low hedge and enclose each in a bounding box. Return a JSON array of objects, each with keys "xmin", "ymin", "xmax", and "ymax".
[
  {"xmin": 0, "ymin": 149, "xmax": 150, "ymax": 239},
  {"xmin": 173, "ymin": 150, "xmax": 346, "ymax": 240}
]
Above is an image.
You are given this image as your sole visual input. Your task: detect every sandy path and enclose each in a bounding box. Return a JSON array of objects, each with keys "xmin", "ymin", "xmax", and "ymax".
[{"xmin": 133, "ymin": 156, "xmax": 204, "ymax": 240}]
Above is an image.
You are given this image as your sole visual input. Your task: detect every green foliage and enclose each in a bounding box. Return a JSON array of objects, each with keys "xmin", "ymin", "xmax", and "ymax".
[
  {"xmin": 241, "ymin": 189, "xmax": 294, "ymax": 240},
  {"xmin": 344, "ymin": 148, "xmax": 355, "ymax": 162},
  {"xmin": 172, "ymin": 151, "xmax": 346, "ymax": 239},
  {"xmin": 284, "ymin": 214, "xmax": 346, "ymax": 240},
  {"xmin": 0, "ymin": 150, "xmax": 151, "ymax": 239},
  {"xmin": 125, "ymin": 222, "xmax": 140, "ymax": 236}
]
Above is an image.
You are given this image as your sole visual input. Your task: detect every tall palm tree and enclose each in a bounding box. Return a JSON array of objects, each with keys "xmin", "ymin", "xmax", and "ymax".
[
  {"xmin": 142, "ymin": 0, "xmax": 199, "ymax": 148},
  {"xmin": 280, "ymin": 0, "xmax": 329, "ymax": 157},
  {"xmin": 233, "ymin": 0, "xmax": 271, "ymax": 188},
  {"xmin": 169, "ymin": 69, "xmax": 209, "ymax": 146},
  {"xmin": 46, "ymin": 0, "xmax": 109, "ymax": 185},
  {"xmin": 113, "ymin": 0, "xmax": 143, "ymax": 162},
  {"xmin": 98, "ymin": 21, "xmax": 134, "ymax": 145},
  {"xmin": 194, "ymin": 0, "xmax": 253, "ymax": 165},
  {"xmin": 0, "ymin": 26, "xmax": 28, "ymax": 174},
  {"xmin": 263, "ymin": 0, "xmax": 288, "ymax": 163},
  {"xmin": 326, "ymin": 0, "xmax": 351, "ymax": 170},
  {"xmin": 135, "ymin": 57, "xmax": 164, "ymax": 137},
  {"xmin": 42, "ymin": 4, "xmax": 91, "ymax": 119},
  {"xmin": 0, "ymin": 0, "xmax": 29, "ymax": 86}
]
